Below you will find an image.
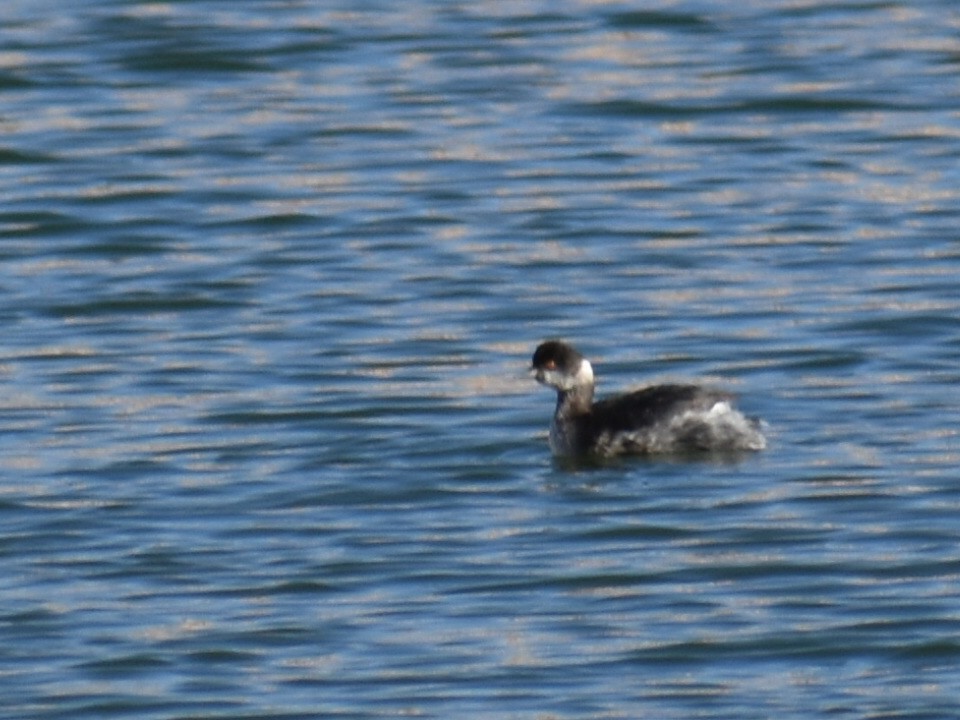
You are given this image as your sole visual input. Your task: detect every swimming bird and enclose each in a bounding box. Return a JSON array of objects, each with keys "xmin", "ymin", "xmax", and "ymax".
[{"xmin": 531, "ymin": 340, "xmax": 766, "ymax": 458}]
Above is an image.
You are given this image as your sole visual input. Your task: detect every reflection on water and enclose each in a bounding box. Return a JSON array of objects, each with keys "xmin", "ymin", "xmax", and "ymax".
[{"xmin": 3, "ymin": 1, "xmax": 960, "ymax": 718}]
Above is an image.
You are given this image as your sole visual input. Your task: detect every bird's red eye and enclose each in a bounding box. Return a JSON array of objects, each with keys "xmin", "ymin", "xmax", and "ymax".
[{"xmin": 544, "ymin": 359, "xmax": 556, "ymax": 370}]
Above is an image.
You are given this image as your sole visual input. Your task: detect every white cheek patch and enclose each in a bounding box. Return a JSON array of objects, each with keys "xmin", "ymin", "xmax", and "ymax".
[
  {"xmin": 537, "ymin": 368, "xmax": 566, "ymax": 388},
  {"xmin": 535, "ymin": 358, "xmax": 594, "ymax": 392}
]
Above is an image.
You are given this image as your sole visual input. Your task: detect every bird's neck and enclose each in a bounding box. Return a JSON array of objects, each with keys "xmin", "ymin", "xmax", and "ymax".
[
  {"xmin": 555, "ymin": 384, "xmax": 594, "ymax": 416},
  {"xmin": 555, "ymin": 357, "xmax": 595, "ymax": 415}
]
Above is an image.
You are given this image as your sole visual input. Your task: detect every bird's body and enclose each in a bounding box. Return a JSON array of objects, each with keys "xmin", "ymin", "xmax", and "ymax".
[{"xmin": 531, "ymin": 340, "xmax": 765, "ymax": 458}]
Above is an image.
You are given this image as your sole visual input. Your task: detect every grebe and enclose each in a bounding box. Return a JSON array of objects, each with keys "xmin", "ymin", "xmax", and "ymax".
[{"xmin": 531, "ymin": 340, "xmax": 766, "ymax": 458}]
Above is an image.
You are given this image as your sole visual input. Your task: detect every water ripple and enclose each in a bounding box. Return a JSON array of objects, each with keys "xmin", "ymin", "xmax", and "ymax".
[{"xmin": 2, "ymin": 1, "xmax": 960, "ymax": 718}]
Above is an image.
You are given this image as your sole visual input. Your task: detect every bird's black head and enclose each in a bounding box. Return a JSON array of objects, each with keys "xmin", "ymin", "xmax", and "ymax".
[
  {"xmin": 531, "ymin": 340, "xmax": 582, "ymax": 373},
  {"xmin": 531, "ymin": 340, "xmax": 593, "ymax": 391}
]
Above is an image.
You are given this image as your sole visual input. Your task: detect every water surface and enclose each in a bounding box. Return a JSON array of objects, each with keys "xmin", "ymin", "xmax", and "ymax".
[{"xmin": 3, "ymin": 1, "xmax": 960, "ymax": 718}]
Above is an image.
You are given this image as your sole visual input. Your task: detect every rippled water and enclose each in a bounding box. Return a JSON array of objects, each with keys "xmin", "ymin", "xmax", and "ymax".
[{"xmin": 3, "ymin": 1, "xmax": 960, "ymax": 718}]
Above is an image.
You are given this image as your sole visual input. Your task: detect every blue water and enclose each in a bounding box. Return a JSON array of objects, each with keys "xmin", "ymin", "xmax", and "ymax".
[{"xmin": 3, "ymin": 1, "xmax": 960, "ymax": 718}]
